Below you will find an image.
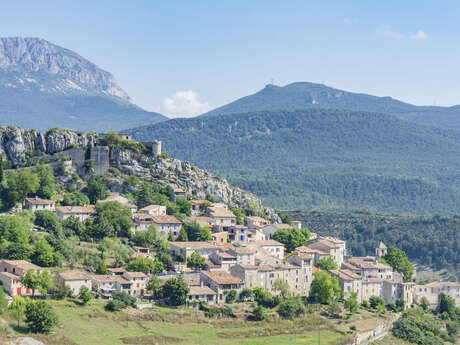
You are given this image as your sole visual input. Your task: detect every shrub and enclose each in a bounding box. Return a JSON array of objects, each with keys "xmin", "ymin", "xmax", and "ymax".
[
  {"xmin": 25, "ymin": 300, "xmax": 58, "ymax": 333},
  {"xmin": 105, "ymin": 299, "xmax": 125, "ymax": 312},
  {"xmin": 277, "ymin": 297, "xmax": 306, "ymax": 319}
]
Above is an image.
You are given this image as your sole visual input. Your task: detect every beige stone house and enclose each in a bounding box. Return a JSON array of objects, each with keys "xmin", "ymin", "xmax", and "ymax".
[
  {"xmin": 24, "ymin": 197, "xmax": 55, "ymax": 212},
  {"xmin": 183, "ymin": 216, "xmax": 214, "ymax": 228},
  {"xmin": 414, "ymin": 282, "xmax": 460, "ymax": 308},
  {"xmin": 260, "ymin": 223, "xmax": 291, "ymax": 239},
  {"xmin": 187, "ymin": 286, "xmax": 217, "ymax": 304},
  {"xmin": 244, "ymin": 216, "xmax": 269, "ymax": 228},
  {"xmin": 206, "ymin": 207, "xmax": 236, "ymax": 227},
  {"xmin": 55, "ymin": 270, "xmax": 92, "ymax": 297},
  {"xmin": 190, "ymin": 200, "xmax": 207, "ymax": 216},
  {"xmin": 151, "ymin": 215, "xmax": 182, "ymax": 238},
  {"xmin": 200, "ymin": 270, "xmax": 243, "ymax": 303},
  {"xmin": 169, "ymin": 242, "xmax": 220, "ymax": 260},
  {"xmin": 330, "ymin": 269, "xmax": 363, "ymax": 302},
  {"xmin": 139, "ymin": 204, "xmax": 167, "ymax": 216},
  {"xmin": 0, "ymin": 260, "xmax": 42, "ymax": 296},
  {"xmin": 55, "ymin": 205, "xmax": 96, "ymax": 221},
  {"xmin": 250, "ymin": 240, "xmax": 285, "ymax": 261}
]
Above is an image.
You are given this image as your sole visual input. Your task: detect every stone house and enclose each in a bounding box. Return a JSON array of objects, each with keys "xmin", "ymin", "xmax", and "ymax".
[
  {"xmin": 122, "ymin": 271, "xmax": 148, "ymax": 297},
  {"xmin": 55, "ymin": 269, "xmax": 92, "ymax": 297},
  {"xmin": 55, "ymin": 205, "xmax": 96, "ymax": 221},
  {"xmin": 250, "ymin": 240, "xmax": 285, "ymax": 261},
  {"xmin": 206, "ymin": 207, "xmax": 236, "ymax": 227},
  {"xmin": 91, "ymin": 275, "xmax": 119, "ymax": 298},
  {"xmin": 246, "ymin": 229, "xmax": 266, "ymax": 242},
  {"xmin": 0, "ymin": 260, "xmax": 42, "ymax": 296},
  {"xmin": 209, "ymin": 252, "xmax": 237, "ymax": 272},
  {"xmin": 303, "ymin": 237, "xmax": 344, "ymax": 267},
  {"xmin": 24, "ymin": 197, "xmax": 55, "ymax": 212},
  {"xmin": 330, "ymin": 269, "xmax": 363, "ymax": 302},
  {"xmin": 244, "ymin": 216, "xmax": 269, "ymax": 228},
  {"xmin": 98, "ymin": 194, "xmax": 137, "ymax": 213},
  {"xmin": 132, "ymin": 213, "xmax": 155, "ymax": 232},
  {"xmin": 226, "ymin": 245, "xmax": 256, "ymax": 266},
  {"xmin": 414, "ymin": 282, "xmax": 460, "ymax": 308},
  {"xmin": 260, "ymin": 223, "xmax": 291, "ymax": 239},
  {"xmin": 190, "ymin": 200, "xmax": 207, "ymax": 216},
  {"xmin": 344, "ymin": 257, "xmax": 393, "ymax": 280},
  {"xmin": 187, "ymin": 286, "xmax": 217, "ymax": 304},
  {"xmin": 225, "ymin": 225, "xmax": 248, "ymax": 242},
  {"xmin": 151, "ymin": 215, "xmax": 182, "ymax": 238},
  {"xmin": 139, "ymin": 204, "xmax": 167, "ymax": 216},
  {"xmin": 211, "ymin": 231, "xmax": 228, "ymax": 244},
  {"xmin": 173, "ymin": 188, "xmax": 186, "ymax": 201},
  {"xmin": 169, "ymin": 242, "xmax": 220, "ymax": 260},
  {"xmin": 200, "ymin": 270, "xmax": 243, "ymax": 303},
  {"xmin": 183, "ymin": 216, "xmax": 214, "ymax": 228}
]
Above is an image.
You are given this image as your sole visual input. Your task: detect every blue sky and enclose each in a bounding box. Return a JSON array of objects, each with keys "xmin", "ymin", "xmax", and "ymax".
[{"xmin": 1, "ymin": 1, "xmax": 459, "ymax": 117}]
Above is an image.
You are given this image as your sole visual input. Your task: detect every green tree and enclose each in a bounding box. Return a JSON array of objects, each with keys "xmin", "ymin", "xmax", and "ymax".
[
  {"xmin": 175, "ymin": 199, "xmax": 192, "ymax": 216},
  {"xmin": 31, "ymin": 238, "xmax": 60, "ymax": 267},
  {"xmin": 277, "ymin": 297, "xmax": 306, "ymax": 319},
  {"xmin": 88, "ymin": 201, "xmax": 133, "ymax": 239},
  {"xmin": 25, "ymin": 300, "xmax": 58, "ymax": 333},
  {"xmin": 240, "ymin": 288, "xmax": 254, "ymax": 301},
  {"xmin": 78, "ymin": 286, "xmax": 92, "ymax": 305},
  {"xmin": 176, "ymin": 226, "xmax": 188, "ymax": 241},
  {"xmin": 369, "ymin": 296, "xmax": 385, "ymax": 309},
  {"xmin": 0, "ymin": 157, "xmax": 4, "ymax": 184},
  {"xmin": 9, "ymin": 295, "xmax": 27, "ymax": 326},
  {"xmin": 162, "ymin": 276, "xmax": 189, "ymax": 306},
  {"xmin": 0, "ymin": 287, "xmax": 8, "ymax": 315},
  {"xmin": 96, "ymin": 260, "xmax": 108, "ymax": 274},
  {"xmin": 315, "ymin": 256, "xmax": 338, "ymax": 271},
  {"xmin": 34, "ymin": 210, "xmax": 62, "ymax": 236},
  {"xmin": 3, "ymin": 242, "xmax": 32, "ymax": 260},
  {"xmin": 33, "ymin": 164, "xmax": 55, "ymax": 199},
  {"xmin": 3, "ymin": 169, "xmax": 40, "ymax": 208},
  {"xmin": 86, "ymin": 175, "xmax": 107, "ymax": 204},
  {"xmin": 309, "ymin": 271, "xmax": 341, "ymax": 304},
  {"xmin": 20, "ymin": 270, "xmax": 54, "ymax": 297},
  {"xmin": 62, "ymin": 216, "xmax": 87, "ymax": 239},
  {"xmin": 146, "ymin": 275, "xmax": 162, "ymax": 299},
  {"xmin": 127, "ymin": 256, "xmax": 163, "ymax": 273},
  {"xmin": 135, "ymin": 182, "xmax": 169, "ymax": 208},
  {"xmin": 272, "ymin": 227, "xmax": 310, "ymax": 253},
  {"xmin": 439, "ymin": 293, "xmax": 456, "ymax": 319},
  {"xmin": 419, "ymin": 297, "xmax": 430, "ymax": 311},
  {"xmin": 227, "ymin": 290, "xmax": 237, "ymax": 303},
  {"xmin": 187, "ymin": 251, "xmax": 206, "ymax": 271},
  {"xmin": 383, "ymin": 247, "xmax": 414, "ymax": 282},
  {"xmin": 0, "ymin": 214, "xmax": 30, "ymax": 245},
  {"xmin": 62, "ymin": 191, "xmax": 90, "ymax": 206},
  {"xmin": 273, "ymin": 278, "xmax": 290, "ymax": 299},
  {"xmin": 182, "ymin": 222, "xmax": 211, "ymax": 241},
  {"xmin": 132, "ymin": 225, "xmax": 159, "ymax": 247},
  {"xmin": 344, "ymin": 292, "xmax": 359, "ymax": 314},
  {"xmin": 250, "ymin": 305, "xmax": 265, "ymax": 321},
  {"xmin": 326, "ymin": 298, "xmax": 341, "ymax": 318}
]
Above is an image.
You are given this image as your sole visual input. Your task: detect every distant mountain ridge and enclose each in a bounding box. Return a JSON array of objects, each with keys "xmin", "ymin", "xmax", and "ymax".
[
  {"xmin": 0, "ymin": 37, "xmax": 167, "ymax": 131},
  {"xmin": 126, "ymin": 108, "xmax": 460, "ymax": 214},
  {"xmin": 202, "ymin": 82, "xmax": 460, "ymax": 130}
]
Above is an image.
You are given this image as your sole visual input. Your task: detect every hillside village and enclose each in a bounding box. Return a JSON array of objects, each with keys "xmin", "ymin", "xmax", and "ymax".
[{"xmin": 0, "ymin": 130, "xmax": 457, "ymax": 345}]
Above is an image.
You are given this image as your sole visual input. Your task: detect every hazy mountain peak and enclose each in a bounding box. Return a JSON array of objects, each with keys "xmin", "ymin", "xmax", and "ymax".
[{"xmin": 0, "ymin": 37, "xmax": 130, "ymax": 101}]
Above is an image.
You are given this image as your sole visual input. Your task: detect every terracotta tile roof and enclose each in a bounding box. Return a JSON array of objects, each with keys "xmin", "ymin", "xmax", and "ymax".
[
  {"xmin": 348, "ymin": 257, "xmax": 391, "ymax": 270},
  {"xmin": 208, "ymin": 207, "xmax": 236, "ymax": 218},
  {"xmin": 296, "ymin": 246, "xmax": 329, "ymax": 255},
  {"xmin": 58, "ymin": 269, "xmax": 91, "ymax": 281},
  {"xmin": 140, "ymin": 204, "xmax": 165, "ymax": 212},
  {"xmin": 151, "ymin": 215, "xmax": 182, "ymax": 224},
  {"xmin": 294, "ymin": 253, "xmax": 314, "ymax": 260},
  {"xmin": 188, "ymin": 286, "xmax": 216, "ymax": 296},
  {"xmin": 236, "ymin": 264, "xmax": 258, "ymax": 270},
  {"xmin": 425, "ymin": 281, "xmax": 460, "ymax": 288},
  {"xmin": 107, "ymin": 267, "xmax": 126, "ymax": 273},
  {"xmin": 190, "ymin": 200, "xmax": 207, "ymax": 205},
  {"xmin": 252, "ymin": 240, "xmax": 284, "ymax": 247},
  {"xmin": 183, "ymin": 216, "xmax": 214, "ymax": 223},
  {"xmin": 123, "ymin": 271, "xmax": 147, "ymax": 279},
  {"xmin": 174, "ymin": 188, "xmax": 186, "ymax": 193},
  {"xmin": 115, "ymin": 276, "xmax": 133, "ymax": 285},
  {"xmin": 91, "ymin": 274, "xmax": 118, "ymax": 282},
  {"xmin": 170, "ymin": 242, "xmax": 218, "ymax": 250},
  {"xmin": 2, "ymin": 260, "xmax": 41, "ymax": 271},
  {"xmin": 133, "ymin": 213, "xmax": 155, "ymax": 222},
  {"xmin": 25, "ymin": 197, "xmax": 54, "ymax": 205},
  {"xmin": 378, "ymin": 241, "xmax": 387, "ymax": 249},
  {"xmin": 330, "ymin": 269, "xmax": 361, "ymax": 281},
  {"xmin": 228, "ymin": 246, "xmax": 255, "ymax": 255},
  {"xmin": 201, "ymin": 270, "xmax": 242, "ymax": 285},
  {"xmin": 307, "ymin": 239, "xmax": 340, "ymax": 251},
  {"xmin": 265, "ymin": 223, "xmax": 291, "ymax": 230},
  {"xmin": 56, "ymin": 205, "xmax": 96, "ymax": 214},
  {"xmin": 216, "ymin": 251, "xmax": 236, "ymax": 259}
]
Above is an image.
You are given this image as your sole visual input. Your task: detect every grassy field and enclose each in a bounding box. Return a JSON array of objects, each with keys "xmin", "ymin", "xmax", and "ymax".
[{"xmin": 0, "ymin": 300, "xmax": 353, "ymax": 345}]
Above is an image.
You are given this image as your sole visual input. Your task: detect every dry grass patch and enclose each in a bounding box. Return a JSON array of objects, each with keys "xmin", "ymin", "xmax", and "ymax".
[{"xmin": 120, "ymin": 334, "xmax": 184, "ymax": 344}]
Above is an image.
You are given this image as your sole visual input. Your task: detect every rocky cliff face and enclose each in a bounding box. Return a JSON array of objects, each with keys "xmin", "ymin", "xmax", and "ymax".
[
  {"xmin": 0, "ymin": 126, "xmax": 280, "ymax": 222},
  {"xmin": 0, "ymin": 37, "xmax": 129, "ymax": 100}
]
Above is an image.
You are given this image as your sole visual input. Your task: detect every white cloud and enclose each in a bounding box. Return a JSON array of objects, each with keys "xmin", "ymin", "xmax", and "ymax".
[
  {"xmin": 410, "ymin": 30, "xmax": 428, "ymax": 40},
  {"xmin": 377, "ymin": 27, "xmax": 429, "ymax": 41},
  {"xmin": 162, "ymin": 90, "xmax": 211, "ymax": 118}
]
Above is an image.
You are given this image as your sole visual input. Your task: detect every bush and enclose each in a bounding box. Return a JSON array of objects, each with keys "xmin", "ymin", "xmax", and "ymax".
[
  {"xmin": 227, "ymin": 290, "xmax": 237, "ymax": 303},
  {"xmin": 277, "ymin": 297, "xmax": 306, "ymax": 319},
  {"xmin": 369, "ymin": 296, "xmax": 385, "ymax": 309},
  {"xmin": 25, "ymin": 300, "xmax": 58, "ymax": 333},
  {"xmin": 105, "ymin": 299, "xmax": 126, "ymax": 312},
  {"xmin": 249, "ymin": 305, "xmax": 265, "ymax": 321},
  {"xmin": 112, "ymin": 291, "xmax": 136, "ymax": 307}
]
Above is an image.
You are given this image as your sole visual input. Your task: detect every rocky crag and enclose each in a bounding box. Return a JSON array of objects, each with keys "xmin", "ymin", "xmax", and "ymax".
[{"xmin": 0, "ymin": 126, "xmax": 280, "ymax": 222}]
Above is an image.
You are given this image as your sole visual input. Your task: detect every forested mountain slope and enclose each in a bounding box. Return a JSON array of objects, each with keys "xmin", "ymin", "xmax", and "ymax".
[
  {"xmin": 127, "ymin": 108, "xmax": 460, "ymax": 214},
  {"xmin": 202, "ymin": 82, "xmax": 460, "ymax": 130}
]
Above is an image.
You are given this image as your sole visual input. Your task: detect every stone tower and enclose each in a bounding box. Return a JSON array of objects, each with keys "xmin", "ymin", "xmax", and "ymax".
[
  {"xmin": 376, "ymin": 241, "xmax": 387, "ymax": 258},
  {"xmin": 151, "ymin": 140, "xmax": 162, "ymax": 156}
]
